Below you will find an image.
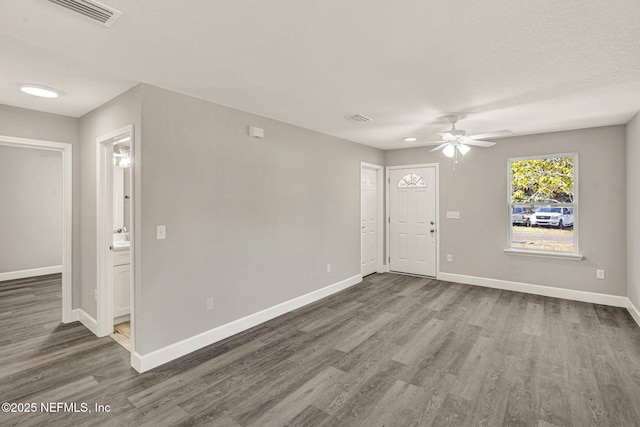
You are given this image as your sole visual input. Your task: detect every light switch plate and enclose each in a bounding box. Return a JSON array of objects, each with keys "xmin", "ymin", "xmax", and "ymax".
[
  {"xmin": 446, "ymin": 211, "xmax": 461, "ymax": 219},
  {"xmin": 157, "ymin": 225, "xmax": 166, "ymax": 240}
]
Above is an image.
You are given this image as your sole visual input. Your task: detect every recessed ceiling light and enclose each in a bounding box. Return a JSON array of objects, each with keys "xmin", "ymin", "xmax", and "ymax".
[
  {"xmin": 20, "ymin": 84, "xmax": 61, "ymax": 99},
  {"xmin": 404, "ymin": 137, "xmax": 417, "ymax": 142}
]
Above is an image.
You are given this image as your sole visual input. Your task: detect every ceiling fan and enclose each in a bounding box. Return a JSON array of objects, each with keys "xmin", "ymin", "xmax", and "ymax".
[{"xmin": 423, "ymin": 114, "xmax": 512, "ymax": 164}]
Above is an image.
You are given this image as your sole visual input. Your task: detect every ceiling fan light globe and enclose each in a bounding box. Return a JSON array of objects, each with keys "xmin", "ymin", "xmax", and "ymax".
[
  {"xmin": 443, "ymin": 144, "xmax": 455, "ymax": 158},
  {"xmin": 457, "ymin": 144, "xmax": 471, "ymax": 155}
]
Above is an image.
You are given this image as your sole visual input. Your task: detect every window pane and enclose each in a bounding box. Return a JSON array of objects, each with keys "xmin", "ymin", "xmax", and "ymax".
[
  {"xmin": 509, "ymin": 155, "xmax": 576, "ymax": 253},
  {"xmin": 398, "ymin": 173, "xmax": 425, "ymax": 188},
  {"xmin": 511, "ymin": 157, "xmax": 573, "ymax": 203},
  {"xmin": 511, "ymin": 205, "xmax": 574, "ymax": 252}
]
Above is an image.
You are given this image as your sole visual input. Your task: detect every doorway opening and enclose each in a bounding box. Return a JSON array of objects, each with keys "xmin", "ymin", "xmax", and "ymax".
[
  {"xmin": 96, "ymin": 125, "xmax": 135, "ymax": 355},
  {"xmin": 0, "ymin": 135, "xmax": 73, "ymax": 322}
]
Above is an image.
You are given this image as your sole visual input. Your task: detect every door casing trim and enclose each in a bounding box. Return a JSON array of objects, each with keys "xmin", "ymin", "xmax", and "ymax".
[
  {"xmin": 360, "ymin": 162, "xmax": 384, "ymax": 276},
  {"xmin": 0, "ymin": 135, "xmax": 73, "ymax": 323},
  {"xmin": 96, "ymin": 125, "xmax": 136, "ymax": 363}
]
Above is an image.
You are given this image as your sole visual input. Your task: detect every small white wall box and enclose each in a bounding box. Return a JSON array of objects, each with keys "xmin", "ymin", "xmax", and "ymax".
[
  {"xmin": 446, "ymin": 211, "xmax": 461, "ymax": 219},
  {"xmin": 249, "ymin": 126, "xmax": 264, "ymax": 138}
]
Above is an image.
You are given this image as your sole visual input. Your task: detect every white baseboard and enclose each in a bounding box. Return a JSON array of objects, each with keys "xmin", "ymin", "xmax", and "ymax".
[
  {"xmin": 72, "ymin": 308, "xmax": 99, "ymax": 336},
  {"xmin": 114, "ymin": 314, "xmax": 130, "ymax": 325},
  {"xmin": 627, "ymin": 298, "xmax": 640, "ymax": 327},
  {"xmin": 0, "ymin": 265, "xmax": 62, "ymax": 282},
  {"xmin": 438, "ymin": 272, "xmax": 628, "ymax": 307},
  {"xmin": 131, "ymin": 351, "xmax": 144, "ymax": 373},
  {"xmin": 132, "ymin": 274, "xmax": 363, "ymax": 373}
]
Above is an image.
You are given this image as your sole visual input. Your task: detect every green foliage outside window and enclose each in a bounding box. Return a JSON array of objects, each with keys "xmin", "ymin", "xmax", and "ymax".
[{"xmin": 510, "ymin": 157, "xmax": 574, "ymax": 203}]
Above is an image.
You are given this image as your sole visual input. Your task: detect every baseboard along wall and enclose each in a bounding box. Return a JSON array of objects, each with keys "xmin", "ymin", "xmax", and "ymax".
[
  {"xmin": 0, "ymin": 265, "xmax": 62, "ymax": 282},
  {"xmin": 72, "ymin": 308, "xmax": 98, "ymax": 336},
  {"xmin": 131, "ymin": 274, "xmax": 363, "ymax": 373},
  {"xmin": 627, "ymin": 298, "xmax": 640, "ymax": 327},
  {"xmin": 438, "ymin": 272, "xmax": 628, "ymax": 307}
]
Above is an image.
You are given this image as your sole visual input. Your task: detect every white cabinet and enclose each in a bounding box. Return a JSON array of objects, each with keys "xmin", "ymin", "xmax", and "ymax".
[
  {"xmin": 113, "ymin": 249, "xmax": 130, "ymax": 318},
  {"xmin": 112, "ymin": 249, "xmax": 130, "ymax": 266}
]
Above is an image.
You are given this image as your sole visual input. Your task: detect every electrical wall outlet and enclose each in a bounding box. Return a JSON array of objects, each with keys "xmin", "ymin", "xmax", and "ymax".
[
  {"xmin": 446, "ymin": 254, "xmax": 453, "ymax": 262},
  {"xmin": 596, "ymin": 269, "xmax": 605, "ymax": 280},
  {"xmin": 206, "ymin": 297, "xmax": 214, "ymax": 311},
  {"xmin": 157, "ymin": 225, "xmax": 166, "ymax": 240},
  {"xmin": 326, "ymin": 263, "xmax": 331, "ymax": 273}
]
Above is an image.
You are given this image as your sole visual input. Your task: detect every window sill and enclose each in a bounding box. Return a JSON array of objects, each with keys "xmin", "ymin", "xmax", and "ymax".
[{"xmin": 504, "ymin": 248, "xmax": 584, "ymax": 261}]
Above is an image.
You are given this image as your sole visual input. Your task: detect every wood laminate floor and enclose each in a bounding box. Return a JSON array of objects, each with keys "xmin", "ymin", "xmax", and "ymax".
[{"xmin": 1, "ymin": 273, "xmax": 640, "ymax": 426}]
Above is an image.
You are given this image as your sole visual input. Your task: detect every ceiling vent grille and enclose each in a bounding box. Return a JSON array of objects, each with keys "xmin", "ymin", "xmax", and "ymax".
[
  {"xmin": 46, "ymin": 0, "xmax": 122, "ymax": 27},
  {"xmin": 345, "ymin": 114, "xmax": 373, "ymax": 123}
]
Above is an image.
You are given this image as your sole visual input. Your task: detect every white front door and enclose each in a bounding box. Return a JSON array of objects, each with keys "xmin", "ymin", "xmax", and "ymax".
[
  {"xmin": 361, "ymin": 167, "xmax": 378, "ymax": 276},
  {"xmin": 389, "ymin": 167, "xmax": 437, "ymax": 276}
]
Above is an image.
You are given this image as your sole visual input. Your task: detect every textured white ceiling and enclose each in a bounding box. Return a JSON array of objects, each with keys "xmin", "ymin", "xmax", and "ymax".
[{"xmin": 0, "ymin": 0, "xmax": 638, "ymax": 149}]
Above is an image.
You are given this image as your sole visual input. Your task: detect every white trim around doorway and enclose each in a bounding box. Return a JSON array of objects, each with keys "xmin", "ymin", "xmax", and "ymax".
[
  {"xmin": 95, "ymin": 125, "xmax": 136, "ymax": 361},
  {"xmin": 0, "ymin": 135, "xmax": 73, "ymax": 323},
  {"xmin": 360, "ymin": 162, "xmax": 384, "ymax": 275}
]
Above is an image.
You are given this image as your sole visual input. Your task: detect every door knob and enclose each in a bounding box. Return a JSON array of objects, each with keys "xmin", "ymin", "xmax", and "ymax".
[{"xmin": 430, "ymin": 229, "xmax": 435, "ymax": 233}]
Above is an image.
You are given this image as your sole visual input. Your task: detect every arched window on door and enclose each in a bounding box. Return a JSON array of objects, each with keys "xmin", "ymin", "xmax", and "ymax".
[{"xmin": 397, "ymin": 173, "xmax": 426, "ymax": 188}]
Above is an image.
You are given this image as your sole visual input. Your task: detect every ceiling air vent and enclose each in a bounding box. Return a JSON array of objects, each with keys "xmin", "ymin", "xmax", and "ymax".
[
  {"xmin": 345, "ymin": 114, "xmax": 373, "ymax": 123},
  {"xmin": 46, "ymin": 0, "xmax": 122, "ymax": 27}
]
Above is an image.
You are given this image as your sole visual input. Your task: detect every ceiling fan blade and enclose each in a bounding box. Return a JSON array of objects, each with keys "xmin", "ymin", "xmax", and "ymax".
[
  {"xmin": 438, "ymin": 132, "xmax": 455, "ymax": 141},
  {"xmin": 469, "ymin": 130, "xmax": 512, "ymax": 140},
  {"xmin": 465, "ymin": 140, "xmax": 496, "ymax": 147},
  {"xmin": 429, "ymin": 143, "xmax": 449, "ymax": 152},
  {"xmin": 421, "ymin": 140, "xmax": 446, "ymax": 146}
]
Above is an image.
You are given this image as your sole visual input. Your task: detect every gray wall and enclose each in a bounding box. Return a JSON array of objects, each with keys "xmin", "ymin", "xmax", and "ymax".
[
  {"xmin": 385, "ymin": 125, "xmax": 627, "ymax": 296},
  {"xmin": 0, "ymin": 105, "xmax": 80, "ymax": 306},
  {"xmin": 79, "ymin": 86, "xmax": 142, "ymax": 318},
  {"xmin": 136, "ymin": 84, "xmax": 384, "ymax": 354},
  {"xmin": 0, "ymin": 145, "xmax": 62, "ymax": 272},
  {"xmin": 627, "ymin": 113, "xmax": 640, "ymax": 309}
]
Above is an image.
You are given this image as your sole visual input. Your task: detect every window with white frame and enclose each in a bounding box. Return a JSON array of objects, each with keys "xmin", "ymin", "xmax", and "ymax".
[{"xmin": 508, "ymin": 153, "xmax": 577, "ymax": 254}]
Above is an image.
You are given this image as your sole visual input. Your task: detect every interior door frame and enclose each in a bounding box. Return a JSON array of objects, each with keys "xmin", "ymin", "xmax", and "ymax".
[
  {"xmin": 96, "ymin": 124, "xmax": 135, "ymax": 359},
  {"xmin": 360, "ymin": 162, "xmax": 384, "ymax": 276},
  {"xmin": 0, "ymin": 135, "xmax": 73, "ymax": 323},
  {"xmin": 385, "ymin": 163, "xmax": 440, "ymax": 277}
]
